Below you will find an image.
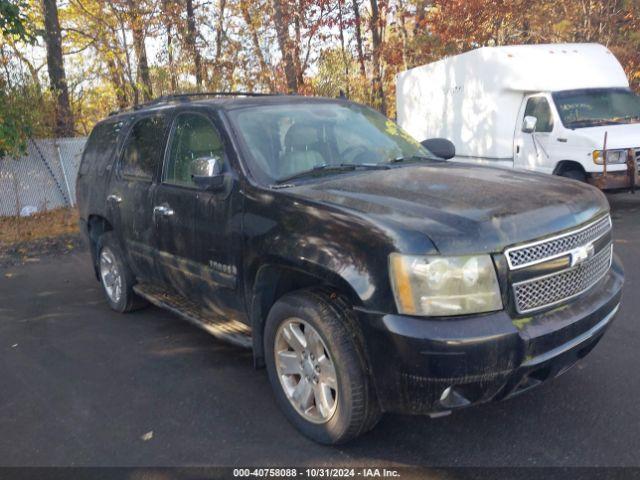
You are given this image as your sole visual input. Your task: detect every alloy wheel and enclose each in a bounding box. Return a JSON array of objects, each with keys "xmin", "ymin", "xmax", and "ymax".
[
  {"xmin": 274, "ymin": 318, "xmax": 338, "ymax": 424},
  {"xmin": 99, "ymin": 247, "xmax": 123, "ymax": 304}
]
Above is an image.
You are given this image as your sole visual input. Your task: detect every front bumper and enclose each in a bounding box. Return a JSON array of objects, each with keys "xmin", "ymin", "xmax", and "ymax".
[
  {"xmin": 587, "ymin": 158, "xmax": 639, "ymax": 191},
  {"xmin": 356, "ymin": 255, "xmax": 624, "ymax": 415}
]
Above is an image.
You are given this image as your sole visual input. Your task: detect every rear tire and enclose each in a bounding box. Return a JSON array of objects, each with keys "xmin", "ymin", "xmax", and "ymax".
[
  {"xmin": 264, "ymin": 288, "xmax": 381, "ymax": 444},
  {"xmin": 96, "ymin": 232, "xmax": 148, "ymax": 313}
]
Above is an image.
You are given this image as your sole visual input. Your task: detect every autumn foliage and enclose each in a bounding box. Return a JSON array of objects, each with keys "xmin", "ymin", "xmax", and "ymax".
[{"xmin": 0, "ymin": 0, "xmax": 639, "ymax": 145}]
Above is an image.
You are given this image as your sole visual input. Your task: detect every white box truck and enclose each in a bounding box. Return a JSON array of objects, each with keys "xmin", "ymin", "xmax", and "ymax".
[{"xmin": 396, "ymin": 43, "xmax": 640, "ymax": 190}]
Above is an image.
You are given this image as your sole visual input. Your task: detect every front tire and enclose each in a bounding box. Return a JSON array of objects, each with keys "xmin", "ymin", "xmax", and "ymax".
[
  {"xmin": 559, "ymin": 168, "xmax": 587, "ymax": 182},
  {"xmin": 96, "ymin": 232, "xmax": 147, "ymax": 313},
  {"xmin": 264, "ymin": 289, "xmax": 380, "ymax": 444}
]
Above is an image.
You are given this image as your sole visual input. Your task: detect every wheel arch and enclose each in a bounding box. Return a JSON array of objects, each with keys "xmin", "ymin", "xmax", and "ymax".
[
  {"xmin": 87, "ymin": 214, "xmax": 114, "ymax": 278},
  {"xmin": 553, "ymin": 160, "xmax": 587, "ymax": 176},
  {"xmin": 249, "ymin": 262, "xmax": 363, "ymax": 369}
]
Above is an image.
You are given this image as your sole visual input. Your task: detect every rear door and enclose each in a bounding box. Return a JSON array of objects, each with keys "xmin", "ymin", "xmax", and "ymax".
[{"xmin": 108, "ymin": 114, "xmax": 168, "ymax": 282}]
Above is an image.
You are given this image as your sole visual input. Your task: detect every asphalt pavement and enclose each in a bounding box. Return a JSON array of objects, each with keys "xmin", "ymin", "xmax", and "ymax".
[{"xmin": 0, "ymin": 194, "xmax": 638, "ymax": 468}]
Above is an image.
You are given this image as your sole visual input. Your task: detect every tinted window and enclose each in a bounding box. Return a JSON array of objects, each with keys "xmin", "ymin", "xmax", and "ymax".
[
  {"xmin": 524, "ymin": 97, "xmax": 554, "ymax": 133},
  {"xmin": 80, "ymin": 120, "xmax": 124, "ymax": 176},
  {"xmin": 164, "ymin": 113, "xmax": 224, "ymax": 187},
  {"xmin": 229, "ymin": 103, "xmax": 431, "ymax": 183},
  {"xmin": 121, "ymin": 116, "xmax": 166, "ymax": 179}
]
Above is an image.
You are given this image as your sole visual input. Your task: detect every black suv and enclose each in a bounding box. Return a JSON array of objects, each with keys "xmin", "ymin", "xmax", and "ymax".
[{"xmin": 77, "ymin": 93, "xmax": 623, "ymax": 444}]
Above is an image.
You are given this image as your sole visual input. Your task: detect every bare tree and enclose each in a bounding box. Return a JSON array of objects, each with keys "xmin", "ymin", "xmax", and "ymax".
[{"xmin": 41, "ymin": 0, "xmax": 74, "ymax": 136}]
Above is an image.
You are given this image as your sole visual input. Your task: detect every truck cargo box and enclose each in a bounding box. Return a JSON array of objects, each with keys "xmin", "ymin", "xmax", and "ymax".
[{"xmin": 397, "ymin": 43, "xmax": 629, "ymax": 160}]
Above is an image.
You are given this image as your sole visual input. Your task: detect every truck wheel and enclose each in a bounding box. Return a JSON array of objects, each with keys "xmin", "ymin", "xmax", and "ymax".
[
  {"xmin": 264, "ymin": 289, "xmax": 381, "ymax": 444},
  {"xmin": 559, "ymin": 168, "xmax": 587, "ymax": 182},
  {"xmin": 96, "ymin": 232, "xmax": 147, "ymax": 313}
]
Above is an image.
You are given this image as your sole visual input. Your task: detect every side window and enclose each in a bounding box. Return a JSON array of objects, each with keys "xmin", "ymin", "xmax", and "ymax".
[
  {"xmin": 80, "ymin": 120, "xmax": 124, "ymax": 176},
  {"xmin": 164, "ymin": 113, "xmax": 224, "ymax": 187},
  {"xmin": 121, "ymin": 115, "xmax": 166, "ymax": 180},
  {"xmin": 524, "ymin": 97, "xmax": 554, "ymax": 133}
]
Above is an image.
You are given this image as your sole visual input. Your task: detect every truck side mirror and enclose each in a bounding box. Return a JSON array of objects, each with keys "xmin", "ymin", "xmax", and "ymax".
[
  {"xmin": 190, "ymin": 156, "xmax": 225, "ymax": 190},
  {"xmin": 522, "ymin": 116, "xmax": 537, "ymax": 134},
  {"xmin": 421, "ymin": 138, "xmax": 456, "ymax": 160}
]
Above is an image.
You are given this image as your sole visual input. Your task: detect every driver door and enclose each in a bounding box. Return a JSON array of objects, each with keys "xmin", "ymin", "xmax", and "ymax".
[
  {"xmin": 514, "ymin": 95, "xmax": 555, "ymax": 173},
  {"xmin": 153, "ymin": 111, "xmax": 225, "ymax": 298}
]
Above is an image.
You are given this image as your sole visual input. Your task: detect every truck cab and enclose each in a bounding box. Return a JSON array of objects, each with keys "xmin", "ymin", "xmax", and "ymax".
[
  {"xmin": 515, "ymin": 87, "xmax": 640, "ymax": 188},
  {"xmin": 397, "ymin": 43, "xmax": 640, "ymax": 190}
]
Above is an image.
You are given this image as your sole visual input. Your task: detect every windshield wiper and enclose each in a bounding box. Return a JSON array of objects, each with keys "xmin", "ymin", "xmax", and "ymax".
[
  {"xmin": 568, "ymin": 118, "xmax": 626, "ymax": 128},
  {"xmin": 276, "ymin": 163, "xmax": 390, "ymax": 184},
  {"xmin": 387, "ymin": 154, "xmax": 438, "ymax": 163}
]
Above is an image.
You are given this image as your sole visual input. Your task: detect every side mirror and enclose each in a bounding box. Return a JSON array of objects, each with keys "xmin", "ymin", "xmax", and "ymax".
[
  {"xmin": 190, "ymin": 156, "xmax": 225, "ymax": 190},
  {"xmin": 522, "ymin": 115, "xmax": 537, "ymax": 134},
  {"xmin": 421, "ymin": 138, "xmax": 455, "ymax": 160}
]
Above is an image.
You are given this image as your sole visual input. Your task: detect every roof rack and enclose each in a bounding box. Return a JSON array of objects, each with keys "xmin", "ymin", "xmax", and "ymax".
[{"xmin": 109, "ymin": 91, "xmax": 280, "ymax": 116}]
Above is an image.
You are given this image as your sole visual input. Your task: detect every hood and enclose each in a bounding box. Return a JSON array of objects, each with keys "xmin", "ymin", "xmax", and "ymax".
[
  {"xmin": 575, "ymin": 122, "xmax": 640, "ymax": 149},
  {"xmin": 288, "ymin": 162, "xmax": 609, "ymax": 255}
]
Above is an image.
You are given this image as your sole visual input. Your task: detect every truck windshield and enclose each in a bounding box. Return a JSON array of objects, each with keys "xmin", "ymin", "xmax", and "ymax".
[
  {"xmin": 228, "ymin": 102, "xmax": 435, "ymax": 184},
  {"xmin": 552, "ymin": 88, "xmax": 640, "ymax": 129}
]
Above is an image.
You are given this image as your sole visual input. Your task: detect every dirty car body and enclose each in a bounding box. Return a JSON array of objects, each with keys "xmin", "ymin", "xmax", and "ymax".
[{"xmin": 76, "ymin": 95, "xmax": 624, "ymax": 442}]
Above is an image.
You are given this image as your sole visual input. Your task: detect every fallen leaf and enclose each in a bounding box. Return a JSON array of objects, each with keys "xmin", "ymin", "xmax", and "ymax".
[
  {"xmin": 4, "ymin": 273, "xmax": 13, "ymax": 278},
  {"xmin": 141, "ymin": 431, "xmax": 153, "ymax": 441}
]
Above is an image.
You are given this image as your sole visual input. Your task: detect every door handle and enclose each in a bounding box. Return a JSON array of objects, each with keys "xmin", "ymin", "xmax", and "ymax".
[
  {"xmin": 107, "ymin": 194, "xmax": 122, "ymax": 204},
  {"xmin": 153, "ymin": 205, "xmax": 175, "ymax": 217}
]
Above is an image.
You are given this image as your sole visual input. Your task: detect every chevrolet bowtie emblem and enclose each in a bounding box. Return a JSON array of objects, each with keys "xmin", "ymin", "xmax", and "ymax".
[{"xmin": 569, "ymin": 243, "xmax": 595, "ymax": 267}]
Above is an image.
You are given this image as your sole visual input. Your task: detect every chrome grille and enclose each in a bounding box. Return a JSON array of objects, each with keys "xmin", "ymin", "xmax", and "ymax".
[
  {"xmin": 513, "ymin": 244, "xmax": 612, "ymax": 314},
  {"xmin": 506, "ymin": 215, "xmax": 611, "ymax": 269}
]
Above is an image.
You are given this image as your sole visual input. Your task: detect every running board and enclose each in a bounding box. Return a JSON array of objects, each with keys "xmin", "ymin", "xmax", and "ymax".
[{"xmin": 133, "ymin": 283, "xmax": 252, "ymax": 349}]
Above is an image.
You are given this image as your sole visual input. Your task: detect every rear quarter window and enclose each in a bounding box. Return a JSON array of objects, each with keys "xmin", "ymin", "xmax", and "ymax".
[{"xmin": 79, "ymin": 120, "xmax": 125, "ymax": 176}]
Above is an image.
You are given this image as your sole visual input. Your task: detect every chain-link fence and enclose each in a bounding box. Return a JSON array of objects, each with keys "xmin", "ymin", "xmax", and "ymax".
[{"xmin": 0, "ymin": 137, "xmax": 87, "ymax": 217}]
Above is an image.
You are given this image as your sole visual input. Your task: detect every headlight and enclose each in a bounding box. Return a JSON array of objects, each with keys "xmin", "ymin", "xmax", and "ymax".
[
  {"xmin": 593, "ymin": 149, "xmax": 628, "ymax": 165},
  {"xmin": 389, "ymin": 254, "xmax": 503, "ymax": 316}
]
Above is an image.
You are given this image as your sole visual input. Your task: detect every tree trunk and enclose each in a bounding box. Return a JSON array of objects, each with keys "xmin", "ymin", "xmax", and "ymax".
[
  {"xmin": 240, "ymin": 3, "xmax": 274, "ymax": 90},
  {"xmin": 162, "ymin": 0, "xmax": 178, "ymax": 92},
  {"xmin": 294, "ymin": 0, "xmax": 304, "ymax": 87},
  {"xmin": 396, "ymin": 0, "xmax": 409, "ymax": 70},
  {"xmin": 272, "ymin": 0, "xmax": 298, "ymax": 92},
  {"xmin": 212, "ymin": 0, "xmax": 227, "ymax": 87},
  {"xmin": 352, "ymin": 0, "xmax": 366, "ymax": 78},
  {"xmin": 126, "ymin": 0, "xmax": 152, "ymax": 101},
  {"xmin": 214, "ymin": 0, "xmax": 227, "ymax": 63},
  {"xmin": 369, "ymin": 0, "xmax": 386, "ymax": 114},
  {"xmin": 337, "ymin": 0, "xmax": 350, "ymax": 95},
  {"xmin": 105, "ymin": 55, "xmax": 128, "ymax": 108},
  {"xmin": 132, "ymin": 28, "xmax": 152, "ymax": 101},
  {"xmin": 186, "ymin": 0, "xmax": 203, "ymax": 89},
  {"xmin": 41, "ymin": 0, "xmax": 74, "ymax": 136}
]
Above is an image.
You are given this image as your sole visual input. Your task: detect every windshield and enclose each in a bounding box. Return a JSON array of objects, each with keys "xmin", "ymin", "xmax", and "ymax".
[
  {"xmin": 228, "ymin": 102, "xmax": 435, "ymax": 184},
  {"xmin": 552, "ymin": 88, "xmax": 640, "ymax": 129}
]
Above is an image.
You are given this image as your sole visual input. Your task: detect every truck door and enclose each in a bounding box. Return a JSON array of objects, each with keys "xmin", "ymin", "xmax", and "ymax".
[
  {"xmin": 154, "ymin": 111, "xmax": 245, "ymax": 321},
  {"xmin": 514, "ymin": 95, "xmax": 556, "ymax": 173},
  {"xmin": 107, "ymin": 114, "xmax": 168, "ymax": 282}
]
